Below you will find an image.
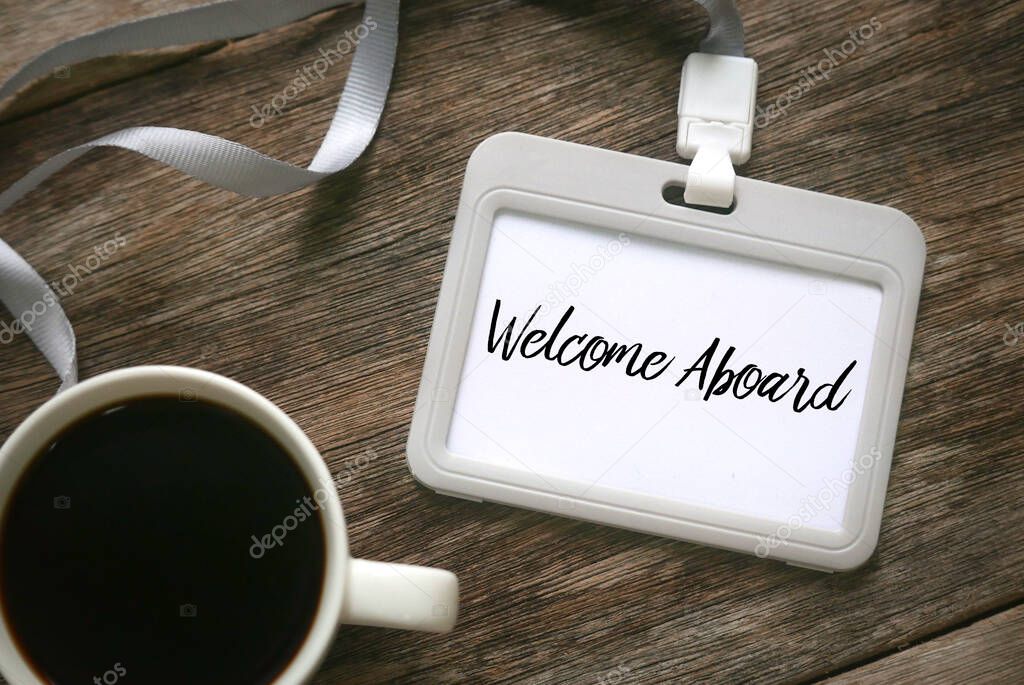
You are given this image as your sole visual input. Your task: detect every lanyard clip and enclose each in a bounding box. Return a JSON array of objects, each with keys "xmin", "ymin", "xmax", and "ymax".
[{"xmin": 677, "ymin": 53, "xmax": 758, "ymax": 208}]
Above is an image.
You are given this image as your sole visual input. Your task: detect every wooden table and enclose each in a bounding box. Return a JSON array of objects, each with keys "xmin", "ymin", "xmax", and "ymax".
[{"xmin": 1, "ymin": 1, "xmax": 1021, "ymax": 682}]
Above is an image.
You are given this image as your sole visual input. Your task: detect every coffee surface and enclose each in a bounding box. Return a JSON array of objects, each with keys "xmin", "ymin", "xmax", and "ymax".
[{"xmin": 1, "ymin": 397, "xmax": 326, "ymax": 684}]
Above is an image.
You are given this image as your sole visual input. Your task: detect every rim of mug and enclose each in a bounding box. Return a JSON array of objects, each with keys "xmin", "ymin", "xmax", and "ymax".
[{"xmin": 0, "ymin": 365, "xmax": 346, "ymax": 685}]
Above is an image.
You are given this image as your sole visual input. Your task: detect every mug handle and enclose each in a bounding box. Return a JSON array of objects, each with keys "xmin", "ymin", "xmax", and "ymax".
[{"xmin": 341, "ymin": 559, "xmax": 458, "ymax": 633}]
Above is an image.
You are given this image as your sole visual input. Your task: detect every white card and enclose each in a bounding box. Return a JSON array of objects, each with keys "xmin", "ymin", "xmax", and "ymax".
[{"xmin": 449, "ymin": 210, "xmax": 883, "ymax": 532}]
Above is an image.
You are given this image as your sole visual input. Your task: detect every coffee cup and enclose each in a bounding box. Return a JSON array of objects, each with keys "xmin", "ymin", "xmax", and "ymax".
[{"xmin": 0, "ymin": 366, "xmax": 458, "ymax": 685}]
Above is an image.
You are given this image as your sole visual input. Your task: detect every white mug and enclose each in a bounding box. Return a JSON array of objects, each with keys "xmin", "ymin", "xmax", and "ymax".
[{"xmin": 0, "ymin": 366, "xmax": 458, "ymax": 685}]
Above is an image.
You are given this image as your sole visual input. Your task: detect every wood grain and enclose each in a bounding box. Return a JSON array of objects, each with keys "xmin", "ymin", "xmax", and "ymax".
[
  {"xmin": 0, "ymin": 0, "xmax": 212, "ymax": 120},
  {"xmin": 824, "ymin": 606, "xmax": 1024, "ymax": 684},
  {"xmin": 0, "ymin": 1, "xmax": 1022, "ymax": 683}
]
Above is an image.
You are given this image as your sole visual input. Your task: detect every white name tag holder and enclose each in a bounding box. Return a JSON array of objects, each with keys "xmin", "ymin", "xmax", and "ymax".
[{"xmin": 407, "ymin": 132, "xmax": 925, "ymax": 571}]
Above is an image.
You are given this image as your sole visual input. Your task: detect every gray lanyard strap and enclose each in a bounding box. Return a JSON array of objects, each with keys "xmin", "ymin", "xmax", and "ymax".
[{"xmin": 0, "ymin": 0, "xmax": 742, "ymax": 393}]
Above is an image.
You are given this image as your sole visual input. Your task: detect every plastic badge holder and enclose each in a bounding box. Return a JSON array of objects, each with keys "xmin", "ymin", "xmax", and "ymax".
[{"xmin": 407, "ymin": 133, "xmax": 925, "ymax": 571}]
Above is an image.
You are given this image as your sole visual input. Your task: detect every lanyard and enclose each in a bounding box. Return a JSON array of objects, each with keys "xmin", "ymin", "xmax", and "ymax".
[{"xmin": 0, "ymin": 0, "xmax": 743, "ymax": 393}]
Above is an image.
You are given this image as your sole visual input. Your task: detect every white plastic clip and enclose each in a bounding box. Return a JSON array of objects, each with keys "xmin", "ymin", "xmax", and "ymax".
[
  {"xmin": 677, "ymin": 53, "xmax": 758, "ymax": 208},
  {"xmin": 684, "ymin": 145, "xmax": 736, "ymax": 208}
]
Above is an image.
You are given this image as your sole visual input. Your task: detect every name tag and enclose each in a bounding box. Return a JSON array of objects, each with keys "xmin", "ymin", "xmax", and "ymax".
[{"xmin": 407, "ymin": 133, "xmax": 925, "ymax": 571}]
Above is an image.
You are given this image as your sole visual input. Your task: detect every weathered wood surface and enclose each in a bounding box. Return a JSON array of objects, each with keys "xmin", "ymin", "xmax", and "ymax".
[
  {"xmin": 0, "ymin": 1, "xmax": 1021, "ymax": 683},
  {"xmin": 824, "ymin": 606, "xmax": 1024, "ymax": 685}
]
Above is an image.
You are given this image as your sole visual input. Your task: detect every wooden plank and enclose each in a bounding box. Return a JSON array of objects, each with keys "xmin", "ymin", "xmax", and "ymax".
[
  {"xmin": 823, "ymin": 605, "xmax": 1024, "ymax": 684},
  {"xmin": 0, "ymin": 1, "xmax": 1022, "ymax": 683},
  {"xmin": 0, "ymin": 1, "xmax": 214, "ymax": 121}
]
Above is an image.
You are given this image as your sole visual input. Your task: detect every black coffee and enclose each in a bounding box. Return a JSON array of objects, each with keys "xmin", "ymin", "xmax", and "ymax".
[{"xmin": 1, "ymin": 397, "xmax": 326, "ymax": 684}]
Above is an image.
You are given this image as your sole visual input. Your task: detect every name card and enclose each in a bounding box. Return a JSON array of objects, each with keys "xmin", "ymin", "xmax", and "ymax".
[{"xmin": 408, "ymin": 133, "xmax": 924, "ymax": 571}]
